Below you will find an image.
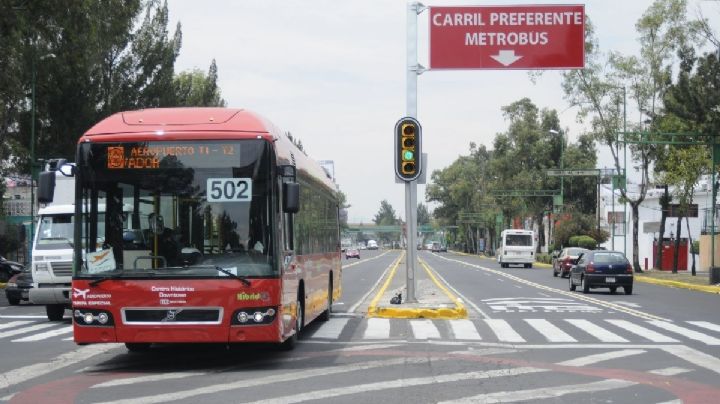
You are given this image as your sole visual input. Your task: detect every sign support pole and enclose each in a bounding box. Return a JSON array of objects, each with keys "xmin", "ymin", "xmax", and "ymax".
[{"xmin": 405, "ymin": 2, "xmax": 424, "ymax": 303}]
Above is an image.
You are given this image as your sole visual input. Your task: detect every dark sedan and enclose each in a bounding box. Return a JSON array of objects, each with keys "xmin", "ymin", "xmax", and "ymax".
[
  {"xmin": 5, "ymin": 268, "xmax": 33, "ymax": 305},
  {"xmin": 569, "ymin": 250, "xmax": 633, "ymax": 295},
  {"xmin": 0, "ymin": 255, "xmax": 24, "ymax": 283}
]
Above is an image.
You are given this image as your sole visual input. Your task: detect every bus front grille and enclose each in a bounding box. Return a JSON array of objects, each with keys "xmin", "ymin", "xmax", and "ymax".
[{"xmin": 121, "ymin": 308, "xmax": 223, "ymax": 325}]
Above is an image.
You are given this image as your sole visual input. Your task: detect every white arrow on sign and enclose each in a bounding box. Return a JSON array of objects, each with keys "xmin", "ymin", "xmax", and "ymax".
[{"xmin": 491, "ymin": 50, "xmax": 523, "ymax": 66}]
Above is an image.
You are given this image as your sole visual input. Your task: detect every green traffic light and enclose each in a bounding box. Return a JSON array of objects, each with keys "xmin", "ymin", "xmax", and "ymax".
[{"xmin": 403, "ymin": 150, "xmax": 414, "ymax": 161}]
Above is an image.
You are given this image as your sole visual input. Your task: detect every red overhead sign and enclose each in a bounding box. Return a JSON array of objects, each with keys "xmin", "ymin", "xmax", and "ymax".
[{"xmin": 429, "ymin": 5, "xmax": 585, "ymax": 70}]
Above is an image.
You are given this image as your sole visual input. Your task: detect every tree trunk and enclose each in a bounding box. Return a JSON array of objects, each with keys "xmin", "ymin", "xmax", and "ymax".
[
  {"xmin": 656, "ymin": 185, "xmax": 669, "ymax": 269},
  {"xmin": 686, "ymin": 216, "xmax": 696, "ymax": 276},
  {"xmin": 631, "ymin": 202, "xmax": 643, "ymax": 272},
  {"xmin": 672, "ymin": 215, "xmax": 683, "ymax": 274}
]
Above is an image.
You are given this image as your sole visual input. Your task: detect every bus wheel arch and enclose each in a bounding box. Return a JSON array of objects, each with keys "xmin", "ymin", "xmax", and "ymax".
[{"xmin": 319, "ymin": 272, "xmax": 333, "ymax": 322}]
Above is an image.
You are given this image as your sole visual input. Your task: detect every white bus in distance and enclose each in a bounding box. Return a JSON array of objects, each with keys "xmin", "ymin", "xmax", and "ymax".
[{"xmin": 497, "ymin": 229, "xmax": 535, "ymax": 268}]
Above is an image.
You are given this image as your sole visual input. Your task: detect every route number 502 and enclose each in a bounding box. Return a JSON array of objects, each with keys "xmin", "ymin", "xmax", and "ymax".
[{"xmin": 206, "ymin": 178, "xmax": 252, "ymax": 202}]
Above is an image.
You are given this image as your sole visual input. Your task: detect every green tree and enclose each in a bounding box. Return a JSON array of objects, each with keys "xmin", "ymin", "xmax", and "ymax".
[
  {"xmin": 417, "ymin": 203, "xmax": 431, "ymax": 226},
  {"xmin": 374, "ymin": 200, "xmax": 399, "ymax": 226},
  {"xmin": 173, "ymin": 59, "xmax": 226, "ymax": 107},
  {"xmin": 561, "ymin": 1, "xmax": 701, "ymax": 271}
]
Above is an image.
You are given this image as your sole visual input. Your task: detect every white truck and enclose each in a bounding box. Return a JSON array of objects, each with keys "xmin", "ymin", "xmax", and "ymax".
[{"xmin": 29, "ymin": 162, "xmax": 76, "ymax": 321}]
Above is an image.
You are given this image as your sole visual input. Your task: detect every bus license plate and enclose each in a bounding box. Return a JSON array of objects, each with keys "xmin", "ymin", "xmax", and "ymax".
[{"xmin": 606, "ymin": 277, "xmax": 616, "ymax": 283}]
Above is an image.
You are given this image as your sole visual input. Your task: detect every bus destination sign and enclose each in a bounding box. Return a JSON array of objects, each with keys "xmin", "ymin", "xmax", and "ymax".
[{"xmin": 106, "ymin": 143, "xmax": 236, "ymax": 169}]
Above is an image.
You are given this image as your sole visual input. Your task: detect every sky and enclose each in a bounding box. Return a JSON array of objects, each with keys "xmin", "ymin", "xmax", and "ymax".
[{"xmin": 167, "ymin": 0, "xmax": 719, "ymax": 224}]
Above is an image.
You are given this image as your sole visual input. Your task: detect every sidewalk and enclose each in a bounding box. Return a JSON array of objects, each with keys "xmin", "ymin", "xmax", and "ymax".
[{"xmin": 365, "ymin": 253, "xmax": 467, "ymax": 319}]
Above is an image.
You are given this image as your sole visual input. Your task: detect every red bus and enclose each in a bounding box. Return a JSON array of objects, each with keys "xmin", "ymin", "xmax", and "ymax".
[{"xmin": 39, "ymin": 108, "xmax": 342, "ymax": 350}]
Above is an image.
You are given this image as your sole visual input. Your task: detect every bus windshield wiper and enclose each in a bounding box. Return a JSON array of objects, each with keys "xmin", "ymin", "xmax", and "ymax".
[
  {"xmin": 209, "ymin": 266, "xmax": 251, "ymax": 286},
  {"xmin": 89, "ymin": 271, "xmax": 125, "ymax": 287}
]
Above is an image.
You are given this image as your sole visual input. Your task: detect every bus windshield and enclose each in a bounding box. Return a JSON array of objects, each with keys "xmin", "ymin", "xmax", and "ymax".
[{"xmin": 75, "ymin": 139, "xmax": 276, "ymax": 278}]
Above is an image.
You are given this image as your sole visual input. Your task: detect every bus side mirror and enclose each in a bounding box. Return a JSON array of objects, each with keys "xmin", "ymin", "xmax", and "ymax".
[
  {"xmin": 37, "ymin": 171, "xmax": 56, "ymax": 203},
  {"xmin": 283, "ymin": 182, "xmax": 299, "ymax": 213}
]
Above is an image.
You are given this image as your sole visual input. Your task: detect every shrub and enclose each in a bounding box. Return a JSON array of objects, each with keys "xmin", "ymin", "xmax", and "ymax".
[
  {"xmin": 536, "ymin": 253, "xmax": 552, "ymax": 264},
  {"xmin": 568, "ymin": 235, "xmax": 597, "ymax": 249}
]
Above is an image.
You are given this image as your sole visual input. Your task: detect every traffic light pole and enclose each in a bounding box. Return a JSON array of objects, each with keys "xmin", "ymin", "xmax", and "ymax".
[{"xmin": 404, "ymin": 2, "xmax": 426, "ymax": 303}]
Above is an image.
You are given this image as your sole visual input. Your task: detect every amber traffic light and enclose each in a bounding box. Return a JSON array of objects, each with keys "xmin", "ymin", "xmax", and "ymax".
[{"xmin": 394, "ymin": 117, "xmax": 422, "ymax": 181}]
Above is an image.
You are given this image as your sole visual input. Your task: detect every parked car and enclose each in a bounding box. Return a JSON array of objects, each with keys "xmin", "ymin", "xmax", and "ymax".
[
  {"xmin": 0, "ymin": 255, "xmax": 24, "ymax": 283},
  {"xmin": 5, "ymin": 267, "xmax": 33, "ymax": 305},
  {"xmin": 345, "ymin": 248, "xmax": 360, "ymax": 259},
  {"xmin": 553, "ymin": 247, "xmax": 590, "ymax": 278},
  {"xmin": 569, "ymin": 250, "xmax": 633, "ymax": 295}
]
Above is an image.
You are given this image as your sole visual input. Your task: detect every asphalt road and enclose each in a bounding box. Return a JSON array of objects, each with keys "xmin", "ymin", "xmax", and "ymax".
[{"xmin": 1, "ymin": 249, "xmax": 719, "ymax": 403}]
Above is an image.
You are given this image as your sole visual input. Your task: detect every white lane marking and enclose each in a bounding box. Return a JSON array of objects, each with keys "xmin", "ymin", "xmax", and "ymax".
[
  {"xmin": 347, "ymin": 252, "xmax": 398, "ymax": 313},
  {"xmin": 557, "ymin": 349, "xmax": 646, "ymax": 367},
  {"xmin": 330, "ymin": 344, "xmax": 403, "ymax": 352},
  {"xmin": 94, "ymin": 358, "xmax": 442, "ymax": 404},
  {"xmin": 342, "ymin": 250, "xmax": 392, "ymax": 269},
  {"xmin": 0, "ymin": 344, "xmax": 118, "ymax": 390},
  {"xmin": 565, "ymin": 319, "xmax": 629, "ymax": 343},
  {"xmin": 661, "ymin": 345, "xmax": 720, "ymax": 375},
  {"xmin": 246, "ymin": 367, "xmax": 546, "ymax": 404},
  {"xmin": 0, "ymin": 315, "xmax": 48, "ymax": 319},
  {"xmin": 655, "ymin": 400, "xmax": 682, "ymax": 404},
  {"xmin": 449, "ymin": 320, "xmax": 482, "ymax": 340},
  {"xmin": 648, "ymin": 367, "xmax": 692, "ymax": 376},
  {"xmin": 0, "ymin": 323, "xmax": 57, "ymax": 339},
  {"xmin": 648, "ymin": 320, "xmax": 720, "ymax": 345},
  {"xmin": 485, "ymin": 319, "xmax": 525, "ymax": 343},
  {"xmin": 0, "ymin": 320, "xmax": 33, "ymax": 330},
  {"xmin": 606, "ymin": 319, "xmax": 679, "ymax": 343},
  {"xmin": 525, "ymin": 319, "xmax": 576, "ymax": 342},
  {"xmin": 93, "ymin": 372, "xmax": 207, "ymax": 388},
  {"xmin": 310, "ymin": 318, "xmax": 349, "ymax": 339},
  {"xmin": 613, "ymin": 301, "xmax": 642, "ymax": 308},
  {"xmin": 364, "ymin": 318, "xmax": 390, "ymax": 339},
  {"xmin": 426, "ymin": 266, "xmax": 491, "ymax": 319},
  {"xmin": 409, "ymin": 319, "xmax": 441, "ymax": 340},
  {"xmin": 687, "ymin": 321, "xmax": 720, "ymax": 334},
  {"xmin": 441, "ymin": 379, "xmax": 636, "ymax": 403},
  {"xmin": 12, "ymin": 325, "xmax": 73, "ymax": 342}
]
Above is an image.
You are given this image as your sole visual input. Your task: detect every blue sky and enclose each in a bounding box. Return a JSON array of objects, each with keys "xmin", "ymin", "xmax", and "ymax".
[{"xmin": 168, "ymin": 0, "xmax": 719, "ymax": 223}]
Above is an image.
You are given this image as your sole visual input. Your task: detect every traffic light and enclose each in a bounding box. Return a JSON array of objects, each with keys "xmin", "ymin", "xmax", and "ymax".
[{"xmin": 394, "ymin": 117, "xmax": 422, "ymax": 181}]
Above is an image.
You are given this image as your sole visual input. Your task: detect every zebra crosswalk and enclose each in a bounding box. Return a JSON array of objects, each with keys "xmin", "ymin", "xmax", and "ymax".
[
  {"xmin": 1, "ymin": 316, "xmax": 720, "ymax": 346},
  {"xmin": 307, "ymin": 317, "xmax": 720, "ymax": 346}
]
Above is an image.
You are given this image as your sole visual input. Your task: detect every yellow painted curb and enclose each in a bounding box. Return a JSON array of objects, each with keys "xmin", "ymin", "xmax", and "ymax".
[
  {"xmin": 367, "ymin": 255, "xmax": 467, "ymax": 319},
  {"xmin": 418, "ymin": 258, "xmax": 467, "ymax": 319},
  {"xmin": 635, "ymin": 275, "xmax": 720, "ymax": 294},
  {"xmin": 370, "ymin": 306, "xmax": 466, "ymax": 319},
  {"xmin": 366, "ymin": 252, "xmax": 404, "ymax": 314}
]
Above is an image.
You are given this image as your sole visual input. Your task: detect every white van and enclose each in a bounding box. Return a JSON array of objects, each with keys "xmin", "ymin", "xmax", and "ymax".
[
  {"xmin": 30, "ymin": 167, "xmax": 76, "ymax": 321},
  {"xmin": 366, "ymin": 240, "xmax": 378, "ymax": 250},
  {"xmin": 497, "ymin": 229, "xmax": 535, "ymax": 268}
]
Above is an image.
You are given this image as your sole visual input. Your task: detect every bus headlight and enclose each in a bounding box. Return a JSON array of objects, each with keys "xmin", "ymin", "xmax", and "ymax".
[
  {"xmin": 232, "ymin": 307, "xmax": 277, "ymax": 325},
  {"xmin": 35, "ymin": 263, "xmax": 49, "ymax": 272},
  {"xmin": 73, "ymin": 309, "xmax": 114, "ymax": 326}
]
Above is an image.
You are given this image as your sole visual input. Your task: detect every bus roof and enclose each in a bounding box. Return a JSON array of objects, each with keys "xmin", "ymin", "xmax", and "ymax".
[{"xmin": 80, "ymin": 108, "xmax": 338, "ymax": 195}]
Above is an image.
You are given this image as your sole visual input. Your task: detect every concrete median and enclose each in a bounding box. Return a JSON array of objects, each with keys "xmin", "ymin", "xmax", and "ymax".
[{"xmin": 366, "ymin": 252, "xmax": 467, "ymax": 319}]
